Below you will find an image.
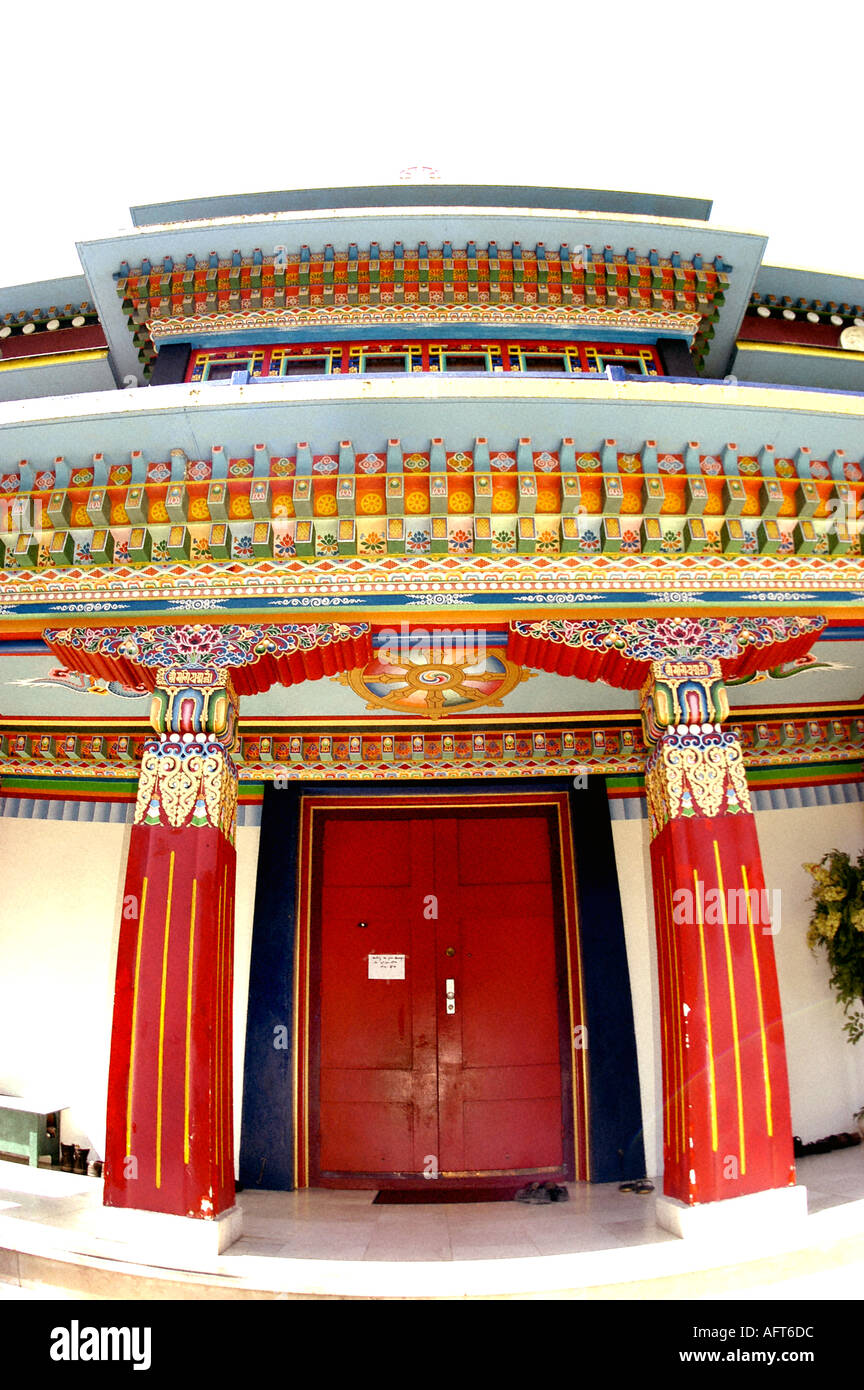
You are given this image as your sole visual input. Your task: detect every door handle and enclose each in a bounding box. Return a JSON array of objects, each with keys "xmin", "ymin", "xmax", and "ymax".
[{"xmin": 445, "ymin": 978, "xmax": 456, "ymax": 1015}]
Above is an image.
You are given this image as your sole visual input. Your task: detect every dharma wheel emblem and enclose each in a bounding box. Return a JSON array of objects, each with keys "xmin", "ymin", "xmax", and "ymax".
[{"xmin": 338, "ymin": 640, "xmax": 530, "ymax": 718}]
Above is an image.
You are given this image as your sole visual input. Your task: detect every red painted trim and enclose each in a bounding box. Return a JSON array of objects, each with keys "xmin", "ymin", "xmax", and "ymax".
[
  {"xmin": 0, "ymin": 324, "xmax": 107, "ymax": 361},
  {"xmin": 739, "ymin": 316, "xmax": 842, "ymax": 350}
]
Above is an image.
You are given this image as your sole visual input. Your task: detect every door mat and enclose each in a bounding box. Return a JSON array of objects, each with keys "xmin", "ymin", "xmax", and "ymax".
[{"xmin": 373, "ymin": 1186, "xmax": 523, "ymax": 1205}]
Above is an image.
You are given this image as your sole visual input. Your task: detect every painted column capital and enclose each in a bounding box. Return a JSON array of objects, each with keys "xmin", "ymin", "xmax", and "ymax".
[
  {"xmin": 640, "ymin": 658, "xmax": 749, "ymax": 838},
  {"xmin": 135, "ymin": 667, "xmax": 240, "ymax": 844},
  {"xmin": 640, "ymin": 656, "xmax": 729, "ymax": 748}
]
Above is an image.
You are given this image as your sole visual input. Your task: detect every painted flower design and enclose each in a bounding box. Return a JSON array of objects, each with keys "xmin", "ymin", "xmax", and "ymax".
[
  {"xmin": 448, "ymin": 528, "xmax": 473, "ymax": 553},
  {"xmin": 233, "ymin": 535, "xmax": 254, "ymax": 558},
  {"xmin": 407, "ymin": 530, "xmax": 431, "ymax": 553},
  {"xmin": 360, "ymin": 531, "xmax": 386, "ymax": 554}
]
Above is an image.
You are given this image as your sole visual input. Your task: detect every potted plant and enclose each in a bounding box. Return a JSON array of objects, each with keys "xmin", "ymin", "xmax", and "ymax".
[{"xmin": 804, "ymin": 850, "xmax": 864, "ymax": 1043}]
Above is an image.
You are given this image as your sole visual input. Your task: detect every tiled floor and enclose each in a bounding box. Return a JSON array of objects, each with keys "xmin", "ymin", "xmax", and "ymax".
[
  {"xmin": 229, "ymin": 1182, "xmax": 675, "ymax": 1261},
  {"xmin": 1, "ymin": 1150, "xmax": 864, "ymax": 1298}
]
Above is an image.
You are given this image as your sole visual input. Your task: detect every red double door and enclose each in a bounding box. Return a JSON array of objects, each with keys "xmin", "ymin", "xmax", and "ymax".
[{"xmin": 313, "ymin": 808, "xmax": 571, "ymax": 1185}]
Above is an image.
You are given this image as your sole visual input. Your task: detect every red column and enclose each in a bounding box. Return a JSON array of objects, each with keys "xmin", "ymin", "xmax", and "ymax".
[
  {"xmin": 104, "ymin": 670, "xmax": 239, "ymax": 1218},
  {"xmin": 643, "ymin": 662, "xmax": 796, "ymax": 1205}
]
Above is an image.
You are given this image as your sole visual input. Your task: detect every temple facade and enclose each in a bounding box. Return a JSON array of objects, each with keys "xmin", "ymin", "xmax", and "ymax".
[{"xmin": 1, "ymin": 184, "xmax": 863, "ymax": 1242}]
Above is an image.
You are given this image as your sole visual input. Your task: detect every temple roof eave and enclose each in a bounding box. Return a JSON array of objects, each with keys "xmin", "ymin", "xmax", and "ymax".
[
  {"xmin": 2, "ymin": 376, "xmax": 864, "ymax": 469},
  {"xmin": 75, "ymin": 210, "xmax": 767, "ymax": 386}
]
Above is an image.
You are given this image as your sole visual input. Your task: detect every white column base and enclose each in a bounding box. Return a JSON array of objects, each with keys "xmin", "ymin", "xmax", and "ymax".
[
  {"xmin": 656, "ymin": 1184, "xmax": 807, "ymax": 1241},
  {"xmin": 95, "ymin": 1204, "xmax": 243, "ymax": 1262}
]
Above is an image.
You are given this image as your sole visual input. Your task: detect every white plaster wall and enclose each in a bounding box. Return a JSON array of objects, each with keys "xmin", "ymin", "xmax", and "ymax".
[
  {"xmin": 0, "ymin": 811, "xmax": 260, "ymax": 1171},
  {"xmin": 756, "ymin": 803, "xmax": 864, "ymax": 1145},
  {"xmin": 612, "ymin": 798, "xmax": 864, "ymax": 1180}
]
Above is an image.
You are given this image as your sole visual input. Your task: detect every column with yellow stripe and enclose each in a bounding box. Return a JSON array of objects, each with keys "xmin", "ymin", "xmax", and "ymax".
[
  {"xmin": 642, "ymin": 657, "xmax": 795, "ymax": 1207},
  {"xmin": 103, "ymin": 665, "xmax": 239, "ymax": 1219}
]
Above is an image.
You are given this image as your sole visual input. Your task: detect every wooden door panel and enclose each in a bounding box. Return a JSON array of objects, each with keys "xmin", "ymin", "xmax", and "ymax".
[
  {"xmin": 320, "ymin": 1101, "xmax": 416, "ymax": 1173},
  {"xmin": 434, "ymin": 815, "xmax": 565, "ymax": 1177},
  {"xmin": 323, "ymin": 818, "xmax": 414, "ymax": 886},
  {"xmin": 463, "ymin": 1098, "xmax": 563, "ymax": 1171},
  {"xmin": 455, "ymin": 814, "xmax": 552, "ymax": 883},
  {"xmin": 320, "ymin": 900, "xmax": 415, "ymax": 1069},
  {"xmin": 460, "ymin": 914, "xmax": 560, "ymax": 1068},
  {"xmin": 461, "ymin": 1064, "xmax": 561, "ymax": 1101},
  {"xmin": 317, "ymin": 815, "xmax": 437, "ymax": 1177}
]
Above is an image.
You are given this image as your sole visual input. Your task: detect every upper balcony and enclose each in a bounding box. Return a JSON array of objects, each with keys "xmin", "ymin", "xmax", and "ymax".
[{"xmin": 1, "ymin": 186, "xmax": 862, "ymax": 414}]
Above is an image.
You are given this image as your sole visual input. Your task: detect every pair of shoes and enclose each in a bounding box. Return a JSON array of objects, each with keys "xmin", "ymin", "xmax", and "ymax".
[
  {"xmin": 619, "ymin": 1179, "xmax": 654, "ymax": 1195},
  {"xmin": 515, "ymin": 1181, "xmax": 569, "ymax": 1204},
  {"xmin": 516, "ymin": 1181, "xmax": 552, "ymax": 1203}
]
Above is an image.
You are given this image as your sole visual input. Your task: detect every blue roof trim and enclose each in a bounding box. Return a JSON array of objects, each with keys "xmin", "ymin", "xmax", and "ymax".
[{"xmin": 131, "ymin": 185, "xmax": 713, "ymax": 228}]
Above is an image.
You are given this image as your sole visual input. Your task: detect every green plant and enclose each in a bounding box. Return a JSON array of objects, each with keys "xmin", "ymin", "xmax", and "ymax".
[{"xmin": 804, "ymin": 850, "xmax": 864, "ymax": 1043}]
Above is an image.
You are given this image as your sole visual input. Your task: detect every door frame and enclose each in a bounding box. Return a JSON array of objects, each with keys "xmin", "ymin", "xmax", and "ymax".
[{"xmin": 293, "ymin": 789, "xmax": 589, "ymax": 1188}]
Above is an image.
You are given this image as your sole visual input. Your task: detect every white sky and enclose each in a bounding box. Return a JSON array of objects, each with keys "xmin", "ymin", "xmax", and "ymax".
[{"xmin": 1, "ymin": 1, "xmax": 863, "ymax": 291}]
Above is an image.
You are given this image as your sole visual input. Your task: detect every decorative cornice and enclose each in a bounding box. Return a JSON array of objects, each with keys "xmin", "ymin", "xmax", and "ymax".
[
  {"xmin": 2, "ymin": 427, "xmax": 862, "ymax": 584},
  {"xmin": 117, "ymin": 243, "xmax": 729, "ymax": 369},
  {"xmin": 2, "ymin": 709, "xmax": 862, "ymax": 781}
]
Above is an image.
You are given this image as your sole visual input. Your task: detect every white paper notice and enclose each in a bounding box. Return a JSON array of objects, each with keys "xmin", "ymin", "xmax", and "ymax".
[{"xmin": 368, "ymin": 954, "xmax": 406, "ymax": 979}]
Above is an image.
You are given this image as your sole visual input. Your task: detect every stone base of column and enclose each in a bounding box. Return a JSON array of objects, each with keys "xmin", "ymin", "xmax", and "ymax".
[
  {"xmin": 94, "ymin": 1203, "xmax": 244, "ymax": 1262},
  {"xmin": 656, "ymin": 1184, "xmax": 807, "ymax": 1241}
]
